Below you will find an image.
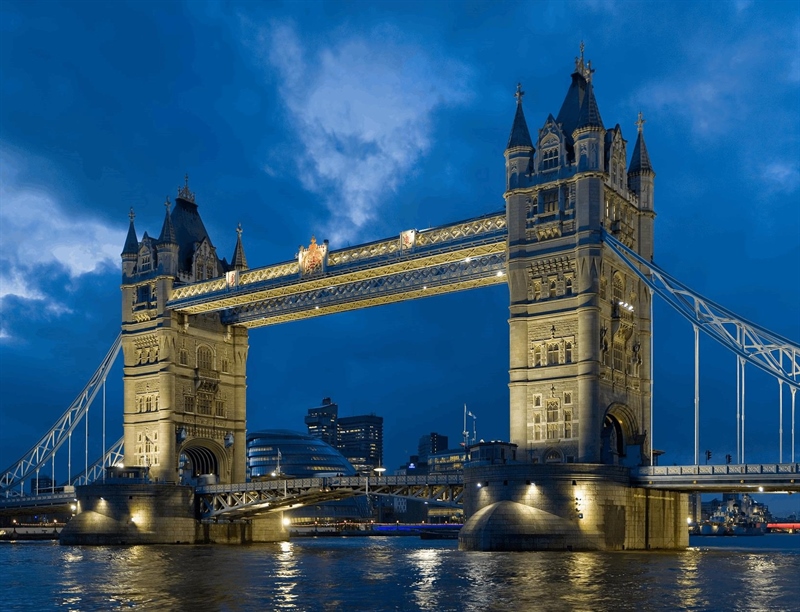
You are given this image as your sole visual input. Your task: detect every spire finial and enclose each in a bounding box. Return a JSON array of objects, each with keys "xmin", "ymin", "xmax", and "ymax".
[
  {"xmin": 236, "ymin": 222, "xmax": 243, "ymax": 238},
  {"xmin": 177, "ymin": 173, "xmax": 195, "ymax": 203},
  {"xmin": 129, "ymin": 207, "xmax": 135, "ymax": 222},
  {"xmin": 514, "ymin": 83, "xmax": 525, "ymax": 104},
  {"xmin": 636, "ymin": 111, "xmax": 646, "ymax": 134},
  {"xmin": 574, "ymin": 41, "xmax": 595, "ymax": 82}
]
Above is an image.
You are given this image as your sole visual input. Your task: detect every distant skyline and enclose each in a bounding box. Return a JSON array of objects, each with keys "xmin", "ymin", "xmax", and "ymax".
[{"xmin": 1, "ymin": 1, "xmax": 798, "ymax": 512}]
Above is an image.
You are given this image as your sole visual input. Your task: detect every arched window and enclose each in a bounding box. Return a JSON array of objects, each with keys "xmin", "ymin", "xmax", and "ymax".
[
  {"xmin": 565, "ymin": 342, "xmax": 573, "ymax": 363},
  {"xmin": 549, "ymin": 280, "xmax": 557, "ymax": 298},
  {"xmin": 547, "ymin": 344, "xmax": 559, "ymax": 365},
  {"xmin": 197, "ymin": 346, "xmax": 213, "ymax": 370},
  {"xmin": 533, "ymin": 346, "xmax": 542, "ymax": 366},
  {"xmin": 612, "ymin": 273, "xmax": 624, "ymax": 305},
  {"xmin": 565, "ymin": 277, "xmax": 573, "ymax": 295}
]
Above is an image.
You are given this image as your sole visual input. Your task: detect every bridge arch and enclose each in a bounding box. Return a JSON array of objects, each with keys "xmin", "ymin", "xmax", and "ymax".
[
  {"xmin": 179, "ymin": 438, "xmax": 229, "ymax": 485},
  {"xmin": 601, "ymin": 403, "xmax": 640, "ymax": 465}
]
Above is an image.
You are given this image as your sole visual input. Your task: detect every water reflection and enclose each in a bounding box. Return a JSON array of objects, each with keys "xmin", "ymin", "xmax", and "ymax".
[{"xmin": 408, "ymin": 548, "xmax": 442, "ymax": 610}]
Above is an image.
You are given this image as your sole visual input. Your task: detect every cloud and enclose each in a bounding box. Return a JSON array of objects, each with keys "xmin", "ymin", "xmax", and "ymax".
[
  {"xmin": 759, "ymin": 161, "xmax": 800, "ymax": 193},
  {"xmin": 0, "ymin": 148, "xmax": 125, "ymax": 335},
  {"xmin": 252, "ymin": 22, "xmax": 472, "ymax": 243}
]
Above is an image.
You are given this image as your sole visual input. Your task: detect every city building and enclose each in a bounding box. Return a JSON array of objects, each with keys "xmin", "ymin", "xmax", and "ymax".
[
  {"xmin": 428, "ymin": 448, "xmax": 466, "ymax": 473},
  {"xmin": 246, "ymin": 430, "xmax": 356, "ymax": 479},
  {"xmin": 337, "ymin": 414, "xmax": 383, "ymax": 473},
  {"xmin": 418, "ymin": 433, "xmax": 448, "ymax": 464},
  {"xmin": 304, "ymin": 397, "xmax": 338, "ymax": 447}
]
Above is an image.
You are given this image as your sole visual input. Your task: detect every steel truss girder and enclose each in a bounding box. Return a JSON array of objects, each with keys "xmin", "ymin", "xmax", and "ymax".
[
  {"xmin": 70, "ymin": 436, "xmax": 125, "ymax": 486},
  {"xmin": 167, "ymin": 227, "xmax": 507, "ymax": 314},
  {"xmin": 227, "ymin": 249, "xmax": 507, "ymax": 328},
  {"xmin": 196, "ymin": 475, "xmax": 465, "ymax": 519},
  {"xmin": 634, "ymin": 463, "xmax": 800, "ymax": 492},
  {"xmin": 603, "ymin": 232, "xmax": 800, "ymax": 389},
  {"xmin": 1, "ymin": 336, "xmax": 122, "ymax": 496}
]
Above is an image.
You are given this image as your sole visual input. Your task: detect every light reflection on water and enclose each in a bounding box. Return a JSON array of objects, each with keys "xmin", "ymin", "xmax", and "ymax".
[{"xmin": 1, "ymin": 536, "xmax": 799, "ymax": 611}]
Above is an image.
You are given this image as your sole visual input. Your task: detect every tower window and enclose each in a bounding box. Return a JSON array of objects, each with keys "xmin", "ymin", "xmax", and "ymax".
[
  {"xmin": 543, "ymin": 190, "xmax": 558, "ymax": 213},
  {"xmin": 612, "ymin": 274, "xmax": 624, "ymax": 304},
  {"xmin": 546, "ymin": 399, "xmax": 559, "ymax": 423},
  {"xmin": 564, "ymin": 409, "xmax": 573, "ymax": 439},
  {"xmin": 542, "ymin": 148, "xmax": 558, "ymax": 170},
  {"xmin": 533, "ymin": 346, "xmax": 542, "ymax": 367},
  {"xmin": 184, "ymin": 396, "xmax": 195, "ymax": 413},
  {"xmin": 565, "ymin": 342, "xmax": 573, "ymax": 364},
  {"xmin": 549, "ymin": 280, "xmax": 557, "ymax": 298},
  {"xmin": 613, "ymin": 343, "xmax": 624, "ymax": 371},
  {"xmin": 197, "ymin": 346, "xmax": 213, "ymax": 371},
  {"xmin": 565, "ymin": 277, "xmax": 573, "ymax": 295},
  {"xmin": 547, "ymin": 344, "xmax": 559, "ymax": 365}
]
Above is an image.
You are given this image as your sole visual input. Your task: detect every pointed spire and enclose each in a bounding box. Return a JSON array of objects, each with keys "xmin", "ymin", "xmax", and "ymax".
[
  {"xmin": 574, "ymin": 41, "xmax": 595, "ymax": 82},
  {"xmin": 506, "ymin": 83, "xmax": 533, "ymax": 150},
  {"xmin": 629, "ymin": 111, "xmax": 654, "ymax": 174},
  {"xmin": 158, "ymin": 196, "xmax": 177, "ymax": 244},
  {"xmin": 122, "ymin": 207, "xmax": 139, "ymax": 256},
  {"xmin": 232, "ymin": 223, "xmax": 248, "ymax": 271},
  {"xmin": 575, "ymin": 80, "xmax": 604, "ymax": 130}
]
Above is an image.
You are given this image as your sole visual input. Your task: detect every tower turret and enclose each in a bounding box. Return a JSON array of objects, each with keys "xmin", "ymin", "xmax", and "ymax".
[
  {"xmin": 156, "ymin": 196, "xmax": 179, "ymax": 277},
  {"xmin": 571, "ymin": 52, "xmax": 605, "ymax": 173},
  {"xmin": 121, "ymin": 208, "xmax": 139, "ymax": 278},
  {"xmin": 231, "ymin": 223, "xmax": 248, "ymax": 272},
  {"xmin": 628, "ymin": 112, "xmax": 656, "ymax": 260},
  {"xmin": 505, "ymin": 83, "xmax": 535, "ymax": 252}
]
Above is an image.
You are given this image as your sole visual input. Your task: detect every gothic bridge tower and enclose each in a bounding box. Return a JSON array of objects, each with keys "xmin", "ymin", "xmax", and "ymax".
[
  {"xmin": 505, "ymin": 48, "xmax": 656, "ymax": 467},
  {"xmin": 120, "ymin": 177, "xmax": 250, "ymax": 484}
]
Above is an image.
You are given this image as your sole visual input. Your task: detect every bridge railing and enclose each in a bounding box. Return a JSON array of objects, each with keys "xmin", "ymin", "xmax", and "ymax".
[
  {"xmin": 639, "ymin": 464, "xmax": 799, "ymax": 477},
  {"xmin": 196, "ymin": 473, "xmax": 465, "ymax": 495}
]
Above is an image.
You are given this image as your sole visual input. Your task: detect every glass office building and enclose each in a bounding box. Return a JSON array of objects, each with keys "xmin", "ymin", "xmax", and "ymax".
[{"xmin": 247, "ymin": 430, "xmax": 356, "ymax": 479}]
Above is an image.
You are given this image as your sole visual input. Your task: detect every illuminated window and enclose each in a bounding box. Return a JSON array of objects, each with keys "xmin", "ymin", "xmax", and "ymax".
[
  {"xmin": 547, "ymin": 344, "xmax": 559, "ymax": 365},
  {"xmin": 197, "ymin": 347, "xmax": 213, "ymax": 370},
  {"xmin": 613, "ymin": 343, "xmax": 624, "ymax": 371},
  {"xmin": 546, "ymin": 400, "xmax": 559, "ymax": 423},
  {"xmin": 542, "ymin": 148, "xmax": 558, "ymax": 170},
  {"xmin": 543, "ymin": 189, "xmax": 558, "ymax": 213},
  {"xmin": 612, "ymin": 273, "xmax": 624, "ymax": 304}
]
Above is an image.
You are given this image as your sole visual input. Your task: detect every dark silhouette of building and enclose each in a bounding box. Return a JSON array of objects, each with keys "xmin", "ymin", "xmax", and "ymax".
[
  {"xmin": 338, "ymin": 414, "xmax": 383, "ymax": 473},
  {"xmin": 418, "ymin": 433, "xmax": 448, "ymax": 463},
  {"xmin": 304, "ymin": 397, "xmax": 339, "ymax": 447}
]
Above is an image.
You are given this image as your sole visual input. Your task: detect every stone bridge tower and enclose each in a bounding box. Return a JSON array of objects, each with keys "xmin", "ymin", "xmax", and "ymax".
[
  {"xmin": 120, "ymin": 178, "xmax": 249, "ymax": 484},
  {"xmin": 505, "ymin": 48, "xmax": 656, "ymax": 467}
]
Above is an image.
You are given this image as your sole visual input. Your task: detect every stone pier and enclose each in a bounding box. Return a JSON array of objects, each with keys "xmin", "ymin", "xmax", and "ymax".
[{"xmin": 459, "ymin": 463, "xmax": 688, "ymax": 551}]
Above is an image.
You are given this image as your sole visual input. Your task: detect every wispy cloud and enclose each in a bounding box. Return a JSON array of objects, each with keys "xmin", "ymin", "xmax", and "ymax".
[
  {"xmin": 0, "ymin": 148, "xmax": 125, "ymax": 337},
  {"xmin": 250, "ymin": 22, "xmax": 471, "ymax": 243}
]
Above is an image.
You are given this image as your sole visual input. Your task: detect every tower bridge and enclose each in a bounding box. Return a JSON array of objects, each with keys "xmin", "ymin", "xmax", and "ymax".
[{"xmin": 2, "ymin": 48, "xmax": 799, "ymax": 550}]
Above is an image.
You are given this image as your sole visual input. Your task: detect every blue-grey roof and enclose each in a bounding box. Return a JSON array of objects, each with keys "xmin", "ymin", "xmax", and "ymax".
[
  {"xmin": 629, "ymin": 131, "xmax": 653, "ymax": 174},
  {"xmin": 122, "ymin": 217, "xmax": 138, "ymax": 256},
  {"xmin": 158, "ymin": 202, "xmax": 177, "ymax": 245},
  {"xmin": 507, "ymin": 100, "xmax": 533, "ymax": 150},
  {"xmin": 171, "ymin": 195, "xmax": 216, "ymax": 275}
]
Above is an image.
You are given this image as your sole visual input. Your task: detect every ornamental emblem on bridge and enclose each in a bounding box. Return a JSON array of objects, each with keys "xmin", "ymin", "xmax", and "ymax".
[
  {"xmin": 400, "ymin": 229, "xmax": 416, "ymax": 250},
  {"xmin": 298, "ymin": 236, "xmax": 327, "ymax": 275}
]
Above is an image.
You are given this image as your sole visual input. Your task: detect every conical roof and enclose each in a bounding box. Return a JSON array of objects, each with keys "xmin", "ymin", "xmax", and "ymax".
[
  {"xmin": 122, "ymin": 209, "xmax": 139, "ymax": 256},
  {"xmin": 506, "ymin": 84, "xmax": 533, "ymax": 150},
  {"xmin": 575, "ymin": 81, "xmax": 604, "ymax": 130},
  {"xmin": 629, "ymin": 112, "xmax": 654, "ymax": 174},
  {"xmin": 232, "ymin": 224, "xmax": 248, "ymax": 271},
  {"xmin": 158, "ymin": 197, "xmax": 177, "ymax": 244}
]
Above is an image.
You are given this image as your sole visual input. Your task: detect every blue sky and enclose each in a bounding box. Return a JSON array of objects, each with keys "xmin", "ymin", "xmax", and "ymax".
[{"xmin": 1, "ymin": 1, "xmax": 798, "ymax": 511}]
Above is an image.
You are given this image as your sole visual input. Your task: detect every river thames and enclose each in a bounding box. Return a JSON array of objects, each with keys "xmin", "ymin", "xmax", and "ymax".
[{"xmin": 2, "ymin": 535, "xmax": 799, "ymax": 611}]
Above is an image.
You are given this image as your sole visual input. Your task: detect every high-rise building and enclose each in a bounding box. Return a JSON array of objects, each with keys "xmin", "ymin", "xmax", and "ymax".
[
  {"xmin": 305, "ymin": 397, "xmax": 339, "ymax": 447},
  {"xmin": 418, "ymin": 433, "xmax": 448, "ymax": 464},
  {"xmin": 337, "ymin": 414, "xmax": 383, "ymax": 473}
]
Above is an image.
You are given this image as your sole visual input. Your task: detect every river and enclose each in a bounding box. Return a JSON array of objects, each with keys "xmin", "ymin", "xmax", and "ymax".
[{"xmin": 2, "ymin": 534, "xmax": 798, "ymax": 611}]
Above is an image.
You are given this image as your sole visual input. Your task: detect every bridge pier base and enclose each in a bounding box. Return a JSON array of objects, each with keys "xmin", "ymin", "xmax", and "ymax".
[
  {"xmin": 459, "ymin": 463, "xmax": 688, "ymax": 551},
  {"xmin": 59, "ymin": 483, "xmax": 287, "ymax": 545}
]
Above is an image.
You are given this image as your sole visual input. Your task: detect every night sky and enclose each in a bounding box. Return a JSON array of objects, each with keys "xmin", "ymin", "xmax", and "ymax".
[{"xmin": 1, "ymin": 2, "xmax": 798, "ymax": 512}]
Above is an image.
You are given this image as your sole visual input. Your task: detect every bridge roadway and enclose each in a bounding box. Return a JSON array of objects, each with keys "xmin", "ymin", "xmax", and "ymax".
[
  {"xmin": 166, "ymin": 211, "xmax": 508, "ymax": 327},
  {"xmin": 196, "ymin": 474, "xmax": 465, "ymax": 520},
  {"xmin": 3, "ymin": 465, "xmax": 798, "ymax": 518}
]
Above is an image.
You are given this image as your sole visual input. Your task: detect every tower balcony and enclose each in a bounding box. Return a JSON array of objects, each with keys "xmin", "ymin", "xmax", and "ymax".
[{"xmin": 195, "ymin": 368, "xmax": 220, "ymax": 392}]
